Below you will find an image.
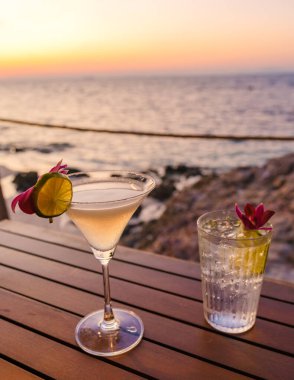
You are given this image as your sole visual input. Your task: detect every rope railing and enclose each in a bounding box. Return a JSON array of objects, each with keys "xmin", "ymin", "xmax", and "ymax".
[{"xmin": 1, "ymin": 117, "xmax": 294, "ymax": 141}]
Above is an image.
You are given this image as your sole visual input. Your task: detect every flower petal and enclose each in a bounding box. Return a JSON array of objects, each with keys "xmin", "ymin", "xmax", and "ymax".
[
  {"xmin": 241, "ymin": 215, "xmax": 256, "ymax": 230},
  {"xmin": 11, "ymin": 193, "xmax": 23, "ymax": 213},
  {"xmin": 49, "ymin": 162, "xmax": 61, "ymax": 173},
  {"xmin": 255, "ymin": 203, "xmax": 264, "ymax": 220},
  {"xmin": 259, "ymin": 226, "xmax": 273, "ymax": 231},
  {"xmin": 11, "ymin": 187, "xmax": 35, "ymax": 214},
  {"xmin": 59, "ymin": 167, "xmax": 69, "ymax": 174},
  {"xmin": 49, "ymin": 159, "xmax": 69, "ymax": 175},
  {"xmin": 244, "ymin": 203, "xmax": 256, "ymax": 218},
  {"xmin": 261, "ymin": 209, "xmax": 275, "ymax": 225},
  {"xmin": 236, "ymin": 203, "xmax": 258, "ymax": 229},
  {"xmin": 235, "ymin": 203, "xmax": 244, "ymax": 219},
  {"xmin": 235, "ymin": 202, "xmax": 275, "ymax": 230}
]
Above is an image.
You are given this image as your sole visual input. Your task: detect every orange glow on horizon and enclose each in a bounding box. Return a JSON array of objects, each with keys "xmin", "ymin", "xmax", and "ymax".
[
  {"xmin": 0, "ymin": 0, "xmax": 293, "ymax": 78},
  {"xmin": 2, "ymin": 38, "xmax": 293, "ymax": 78}
]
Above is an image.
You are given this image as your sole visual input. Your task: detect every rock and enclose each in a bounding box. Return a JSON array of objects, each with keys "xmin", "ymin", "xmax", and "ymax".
[
  {"xmin": 132, "ymin": 205, "xmax": 142, "ymax": 218},
  {"xmin": 260, "ymin": 153, "xmax": 294, "ymax": 184},
  {"xmin": 11, "ymin": 166, "xmax": 85, "ymax": 193},
  {"xmin": 0, "ymin": 142, "xmax": 73, "ymax": 155},
  {"xmin": 33, "ymin": 142, "xmax": 73, "ymax": 154},
  {"xmin": 151, "ymin": 178, "xmax": 176, "ymax": 201},
  {"xmin": 35, "ymin": 147, "xmax": 52, "ymax": 154},
  {"xmin": 13, "ymin": 171, "xmax": 38, "ymax": 192},
  {"xmin": 121, "ymin": 153, "xmax": 294, "ymax": 283},
  {"xmin": 67, "ymin": 168, "xmax": 89, "ymax": 178},
  {"xmin": 0, "ymin": 144, "xmax": 27, "ymax": 153},
  {"xmin": 150, "ymin": 164, "xmax": 202, "ymax": 201},
  {"xmin": 165, "ymin": 164, "xmax": 202, "ymax": 177}
]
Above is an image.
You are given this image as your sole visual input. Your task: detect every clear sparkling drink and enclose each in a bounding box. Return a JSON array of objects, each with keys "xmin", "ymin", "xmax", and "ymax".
[{"xmin": 197, "ymin": 210, "xmax": 272, "ymax": 334}]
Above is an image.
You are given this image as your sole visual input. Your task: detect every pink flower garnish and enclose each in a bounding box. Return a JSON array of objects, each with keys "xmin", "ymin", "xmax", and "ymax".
[
  {"xmin": 11, "ymin": 159, "xmax": 69, "ymax": 215},
  {"xmin": 49, "ymin": 160, "xmax": 69, "ymax": 175},
  {"xmin": 11, "ymin": 187, "xmax": 35, "ymax": 214},
  {"xmin": 235, "ymin": 203, "xmax": 275, "ymax": 230}
]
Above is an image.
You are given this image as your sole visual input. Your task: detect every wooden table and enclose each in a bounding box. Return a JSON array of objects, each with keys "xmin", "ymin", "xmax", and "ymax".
[{"xmin": 1, "ymin": 219, "xmax": 293, "ymax": 379}]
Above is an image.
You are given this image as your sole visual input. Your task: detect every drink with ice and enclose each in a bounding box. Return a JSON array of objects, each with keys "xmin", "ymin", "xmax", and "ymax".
[{"xmin": 197, "ymin": 210, "xmax": 272, "ymax": 334}]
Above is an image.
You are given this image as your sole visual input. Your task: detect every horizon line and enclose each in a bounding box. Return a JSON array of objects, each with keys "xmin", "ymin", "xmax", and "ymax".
[{"xmin": 0, "ymin": 68, "xmax": 293, "ymax": 81}]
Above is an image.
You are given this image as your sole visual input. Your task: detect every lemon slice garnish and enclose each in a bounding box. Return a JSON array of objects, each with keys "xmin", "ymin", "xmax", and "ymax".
[{"xmin": 230, "ymin": 227, "xmax": 270, "ymax": 275}]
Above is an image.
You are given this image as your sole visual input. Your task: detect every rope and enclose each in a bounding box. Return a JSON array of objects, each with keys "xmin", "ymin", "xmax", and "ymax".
[{"xmin": 1, "ymin": 117, "xmax": 294, "ymax": 141}]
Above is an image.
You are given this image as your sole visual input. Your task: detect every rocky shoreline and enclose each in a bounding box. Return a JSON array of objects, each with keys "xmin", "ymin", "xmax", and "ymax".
[
  {"xmin": 121, "ymin": 153, "xmax": 294, "ymax": 283},
  {"xmin": 5, "ymin": 152, "xmax": 294, "ymax": 283}
]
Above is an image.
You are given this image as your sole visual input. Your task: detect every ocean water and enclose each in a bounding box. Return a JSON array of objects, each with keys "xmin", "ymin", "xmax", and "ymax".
[{"xmin": 0, "ymin": 73, "xmax": 293, "ymax": 175}]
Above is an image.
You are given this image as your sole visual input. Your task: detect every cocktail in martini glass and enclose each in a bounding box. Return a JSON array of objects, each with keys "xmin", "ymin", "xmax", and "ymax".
[{"xmin": 67, "ymin": 171, "xmax": 155, "ymax": 356}]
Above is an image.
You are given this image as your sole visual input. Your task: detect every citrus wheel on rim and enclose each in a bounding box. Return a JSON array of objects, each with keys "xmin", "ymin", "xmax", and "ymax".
[{"xmin": 33, "ymin": 172, "xmax": 73, "ymax": 221}]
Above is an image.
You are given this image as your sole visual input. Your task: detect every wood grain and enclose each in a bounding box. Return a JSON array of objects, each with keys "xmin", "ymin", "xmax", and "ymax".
[
  {"xmin": 1, "ymin": 220, "xmax": 293, "ymax": 380},
  {"xmin": 1, "ymin": 320, "xmax": 140, "ymax": 380},
  {"xmin": 0, "ymin": 359, "xmax": 41, "ymax": 380}
]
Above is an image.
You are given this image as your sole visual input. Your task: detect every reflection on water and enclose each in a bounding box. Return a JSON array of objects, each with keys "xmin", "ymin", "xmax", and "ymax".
[{"xmin": 0, "ymin": 74, "xmax": 293, "ymax": 173}]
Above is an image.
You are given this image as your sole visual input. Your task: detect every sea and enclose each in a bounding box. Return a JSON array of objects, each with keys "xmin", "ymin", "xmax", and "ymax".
[{"xmin": 0, "ymin": 73, "xmax": 294, "ymax": 178}]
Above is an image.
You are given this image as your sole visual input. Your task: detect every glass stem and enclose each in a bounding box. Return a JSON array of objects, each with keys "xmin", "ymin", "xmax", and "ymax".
[{"xmin": 100, "ymin": 262, "xmax": 119, "ymax": 331}]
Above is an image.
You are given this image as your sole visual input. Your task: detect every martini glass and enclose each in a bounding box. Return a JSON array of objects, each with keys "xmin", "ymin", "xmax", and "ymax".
[{"xmin": 67, "ymin": 171, "xmax": 155, "ymax": 356}]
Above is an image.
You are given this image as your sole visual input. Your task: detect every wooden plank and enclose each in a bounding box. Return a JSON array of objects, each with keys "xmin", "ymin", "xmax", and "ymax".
[
  {"xmin": 0, "ymin": 246, "xmax": 203, "ymax": 321},
  {"xmin": 0, "ymin": 320, "xmax": 140, "ymax": 380},
  {"xmin": 0, "ymin": 219, "xmax": 201, "ymax": 277},
  {"xmin": 1, "ymin": 246, "xmax": 292, "ymax": 326},
  {"xmin": 1, "ymin": 231, "xmax": 293, "ymax": 310},
  {"xmin": 262, "ymin": 280, "xmax": 294, "ymax": 303},
  {"xmin": 1, "ymin": 315, "xmax": 245, "ymax": 379},
  {"xmin": 0, "ymin": 359, "xmax": 41, "ymax": 380},
  {"xmin": 258, "ymin": 297, "xmax": 294, "ymax": 325},
  {"xmin": 2, "ymin": 268, "xmax": 293, "ymax": 360},
  {"xmin": 1, "ymin": 220, "xmax": 293, "ymax": 302},
  {"xmin": 0, "ymin": 220, "xmax": 89, "ymax": 251},
  {"xmin": 4, "ymin": 289, "xmax": 293, "ymax": 380},
  {"xmin": 0, "ymin": 230, "xmax": 201, "ymax": 299}
]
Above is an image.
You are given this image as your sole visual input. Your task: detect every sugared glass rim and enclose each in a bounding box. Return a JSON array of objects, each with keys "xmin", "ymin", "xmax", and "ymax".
[
  {"xmin": 197, "ymin": 209, "xmax": 273, "ymax": 241},
  {"xmin": 68, "ymin": 170, "xmax": 156, "ymax": 205}
]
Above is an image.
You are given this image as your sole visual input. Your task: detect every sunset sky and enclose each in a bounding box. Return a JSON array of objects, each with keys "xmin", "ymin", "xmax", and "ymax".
[{"xmin": 1, "ymin": 0, "xmax": 293, "ymax": 78}]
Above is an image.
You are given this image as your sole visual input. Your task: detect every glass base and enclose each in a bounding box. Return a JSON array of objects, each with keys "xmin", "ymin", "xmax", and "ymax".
[
  {"xmin": 205, "ymin": 314, "xmax": 256, "ymax": 334},
  {"xmin": 75, "ymin": 308, "xmax": 144, "ymax": 356}
]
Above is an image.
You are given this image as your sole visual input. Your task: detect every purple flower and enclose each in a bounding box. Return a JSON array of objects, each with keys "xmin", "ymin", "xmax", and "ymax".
[
  {"xmin": 235, "ymin": 203, "xmax": 275, "ymax": 230},
  {"xmin": 11, "ymin": 159, "xmax": 69, "ymax": 215}
]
